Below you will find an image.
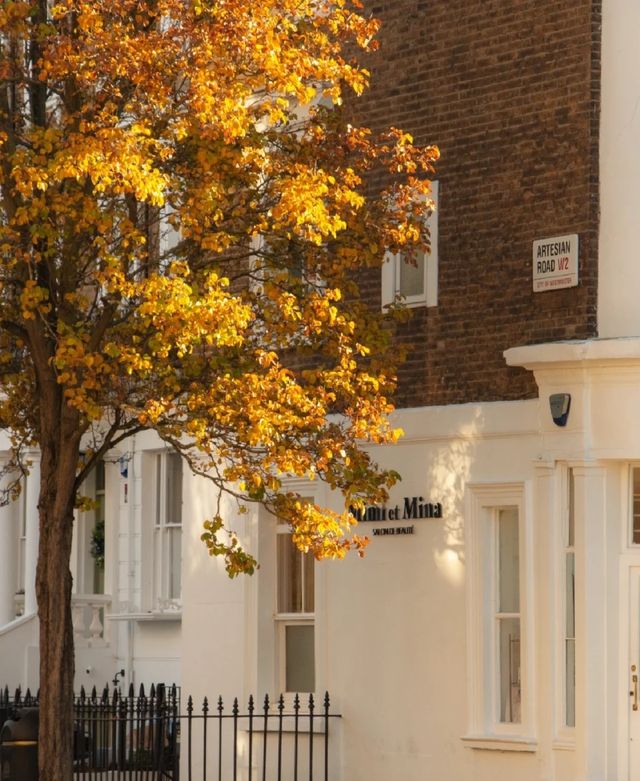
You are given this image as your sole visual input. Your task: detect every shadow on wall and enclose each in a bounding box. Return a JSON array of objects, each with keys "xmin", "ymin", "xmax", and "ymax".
[{"xmin": 429, "ymin": 405, "xmax": 485, "ymax": 587}]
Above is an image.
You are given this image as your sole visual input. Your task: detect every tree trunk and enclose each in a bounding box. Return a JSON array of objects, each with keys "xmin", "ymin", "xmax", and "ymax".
[{"xmin": 36, "ymin": 436, "xmax": 80, "ymax": 781}]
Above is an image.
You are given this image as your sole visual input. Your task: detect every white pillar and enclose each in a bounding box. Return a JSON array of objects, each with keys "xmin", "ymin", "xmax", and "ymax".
[
  {"xmin": 0, "ymin": 460, "xmax": 17, "ymax": 626},
  {"xmin": 573, "ymin": 463, "xmax": 609, "ymax": 781},
  {"xmin": 24, "ymin": 450, "xmax": 40, "ymax": 616},
  {"xmin": 531, "ymin": 461, "xmax": 556, "ymax": 778},
  {"xmin": 103, "ymin": 450, "xmax": 122, "ymax": 602}
]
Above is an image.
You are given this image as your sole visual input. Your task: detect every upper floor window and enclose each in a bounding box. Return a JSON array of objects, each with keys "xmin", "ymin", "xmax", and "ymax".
[{"xmin": 381, "ymin": 181, "xmax": 439, "ymax": 310}]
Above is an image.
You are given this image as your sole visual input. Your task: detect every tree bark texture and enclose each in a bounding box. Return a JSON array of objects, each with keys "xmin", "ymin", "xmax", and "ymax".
[
  {"xmin": 36, "ymin": 496, "xmax": 75, "ymax": 781},
  {"xmin": 34, "ymin": 384, "xmax": 82, "ymax": 781}
]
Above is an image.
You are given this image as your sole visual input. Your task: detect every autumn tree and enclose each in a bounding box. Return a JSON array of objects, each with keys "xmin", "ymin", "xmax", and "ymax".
[{"xmin": 0, "ymin": 0, "xmax": 437, "ymax": 777}]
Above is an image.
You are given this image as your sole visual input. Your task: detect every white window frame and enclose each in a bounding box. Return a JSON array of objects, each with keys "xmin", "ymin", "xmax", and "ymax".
[
  {"xmin": 381, "ymin": 180, "xmax": 439, "ymax": 310},
  {"xmin": 463, "ymin": 482, "xmax": 536, "ymax": 751},
  {"xmin": 152, "ymin": 451, "xmax": 183, "ymax": 611},
  {"xmin": 549, "ymin": 465, "xmax": 577, "ymax": 750},
  {"xmin": 275, "ymin": 513, "xmax": 316, "ymax": 695},
  {"xmin": 87, "ymin": 460, "xmax": 106, "ymax": 596},
  {"xmin": 16, "ymin": 485, "xmax": 26, "ymax": 595},
  {"xmin": 629, "ymin": 465, "xmax": 640, "ymax": 548},
  {"xmin": 249, "ymin": 481, "xmax": 326, "ymax": 701}
]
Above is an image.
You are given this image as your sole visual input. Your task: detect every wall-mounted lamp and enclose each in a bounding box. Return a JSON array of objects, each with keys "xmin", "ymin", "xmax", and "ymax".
[{"xmin": 549, "ymin": 393, "xmax": 571, "ymax": 427}]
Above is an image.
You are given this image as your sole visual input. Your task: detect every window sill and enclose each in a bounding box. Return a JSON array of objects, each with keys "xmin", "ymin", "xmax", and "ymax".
[
  {"xmin": 399, "ymin": 298, "xmax": 428, "ymax": 309},
  {"xmin": 461, "ymin": 735, "xmax": 538, "ymax": 752},
  {"xmin": 107, "ymin": 611, "xmax": 182, "ymax": 623},
  {"xmin": 382, "ymin": 299, "xmax": 431, "ymax": 312},
  {"xmin": 552, "ymin": 737, "xmax": 576, "ymax": 751}
]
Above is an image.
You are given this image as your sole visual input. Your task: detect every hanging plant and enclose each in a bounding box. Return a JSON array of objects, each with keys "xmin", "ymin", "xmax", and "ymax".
[{"xmin": 90, "ymin": 520, "xmax": 105, "ymax": 569}]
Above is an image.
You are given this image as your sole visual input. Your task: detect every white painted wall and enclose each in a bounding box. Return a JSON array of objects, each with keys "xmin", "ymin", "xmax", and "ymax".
[
  {"xmin": 323, "ymin": 402, "xmax": 541, "ymax": 781},
  {"xmin": 177, "ymin": 399, "xmax": 559, "ymax": 781},
  {"xmin": 0, "ymin": 614, "xmax": 38, "ymax": 690},
  {"xmin": 172, "ymin": 369, "xmax": 640, "ymax": 781},
  {"xmin": 6, "ymin": 337, "xmax": 640, "ymax": 780},
  {"xmin": 598, "ymin": 0, "xmax": 640, "ymax": 337}
]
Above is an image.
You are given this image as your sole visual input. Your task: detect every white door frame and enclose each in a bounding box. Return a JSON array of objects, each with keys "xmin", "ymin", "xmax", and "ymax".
[{"xmin": 618, "ymin": 557, "xmax": 640, "ymax": 781}]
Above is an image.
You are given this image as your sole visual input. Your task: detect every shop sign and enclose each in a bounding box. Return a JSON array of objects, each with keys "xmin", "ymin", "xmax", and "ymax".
[
  {"xmin": 349, "ymin": 496, "xmax": 443, "ymax": 537},
  {"xmin": 532, "ymin": 234, "xmax": 578, "ymax": 292}
]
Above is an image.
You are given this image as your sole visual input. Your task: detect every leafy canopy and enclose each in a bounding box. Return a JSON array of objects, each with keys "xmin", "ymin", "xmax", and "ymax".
[{"xmin": 0, "ymin": 0, "xmax": 438, "ymax": 571}]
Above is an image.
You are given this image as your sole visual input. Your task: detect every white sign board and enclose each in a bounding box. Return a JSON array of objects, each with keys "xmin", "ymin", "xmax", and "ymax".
[{"xmin": 532, "ymin": 234, "xmax": 578, "ymax": 292}]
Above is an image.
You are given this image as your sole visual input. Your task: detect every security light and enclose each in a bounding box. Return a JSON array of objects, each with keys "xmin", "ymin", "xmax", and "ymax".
[{"xmin": 549, "ymin": 393, "xmax": 571, "ymax": 427}]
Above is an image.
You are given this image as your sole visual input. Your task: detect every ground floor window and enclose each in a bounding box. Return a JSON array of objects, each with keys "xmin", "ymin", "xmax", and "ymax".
[
  {"xmin": 276, "ymin": 526, "xmax": 315, "ymax": 693},
  {"xmin": 466, "ymin": 483, "xmax": 531, "ymax": 739},
  {"xmin": 495, "ymin": 507, "xmax": 521, "ymax": 724},
  {"xmin": 631, "ymin": 467, "xmax": 640, "ymax": 545},
  {"xmin": 152, "ymin": 451, "xmax": 183, "ymax": 609}
]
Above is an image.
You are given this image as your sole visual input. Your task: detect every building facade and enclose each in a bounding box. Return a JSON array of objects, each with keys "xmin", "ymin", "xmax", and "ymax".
[{"xmin": 4, "ymin": 1, "xmax": 640, "ymax": 779}]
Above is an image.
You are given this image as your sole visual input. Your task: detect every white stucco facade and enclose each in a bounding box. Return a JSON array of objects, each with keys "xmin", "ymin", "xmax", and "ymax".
[
  {"xmin": 170, "ymin": 347, "xmax": 640, "ymax": 781},
  {"xmin": 6, "ymin": 363, "xmax": 640, "ymax": 779},
  {"xmin": 598, "ymin": 0, "xmax": 640, "ymax": 337},
  {"xmin": 3, "ymin": 2, "xmax": 640, "ymax": 779}
]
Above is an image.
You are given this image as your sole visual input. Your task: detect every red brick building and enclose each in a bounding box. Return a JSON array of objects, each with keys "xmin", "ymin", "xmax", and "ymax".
[{"xmin": 355, "ymin": 0, "xmax": 600, "ymax": 407}]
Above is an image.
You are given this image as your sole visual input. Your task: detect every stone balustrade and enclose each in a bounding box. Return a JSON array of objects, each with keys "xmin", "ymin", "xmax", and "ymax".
[{"xmin": 71, "ymin": 594, "xmax": 112, "ymax": 646}]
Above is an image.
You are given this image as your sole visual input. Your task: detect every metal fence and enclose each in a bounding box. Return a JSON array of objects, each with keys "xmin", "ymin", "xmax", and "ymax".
[{"xmin": 0, "ymin": 685, "xmax": 340, "ymax": 780}]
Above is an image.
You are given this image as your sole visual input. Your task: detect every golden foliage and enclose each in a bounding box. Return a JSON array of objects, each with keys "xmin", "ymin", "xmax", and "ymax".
[{"xmin": 0, "ymin": 0, "xmax": 438, "ymax": 571}]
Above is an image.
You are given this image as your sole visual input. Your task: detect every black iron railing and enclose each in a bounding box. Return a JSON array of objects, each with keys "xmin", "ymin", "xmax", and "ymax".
[{"xmin": 0, "ymin": 685, "xmax": 340, "ymax": 780}]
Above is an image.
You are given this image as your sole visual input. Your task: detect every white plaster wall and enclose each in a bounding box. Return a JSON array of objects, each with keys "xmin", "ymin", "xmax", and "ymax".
[
  {"xmin": 178, "ymin": 399, "xmax": 580, "ymax": 781},
  {"xmin": 180, "ymin": 474, "xmax": 248, "ymax": 704},
  {"xmin": 598, "ymin": 0, "xmax": 640, "ymax": 337},
  {"xmin": 134, "ymin": 385, "xmax": 640, "ymax": 780},
  {"xmin": 0, "ymin": 614, "xmax": 38, "ymax": 690},
  {"xmin": 325, "ymin": 402, "xmax": 543, "ymax": 781},
  {"xmin": 74, "ymin": 645, "xmax": 117, "ymax": 693},
  {"xmin": 179, "ymin": 473, "xmax": 249, "ymax": 780}
]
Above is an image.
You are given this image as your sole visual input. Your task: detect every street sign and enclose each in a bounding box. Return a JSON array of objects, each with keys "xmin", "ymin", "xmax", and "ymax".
[{"xmin": 532, "ymin": 234, "xmax": 578, "ymax": 292}]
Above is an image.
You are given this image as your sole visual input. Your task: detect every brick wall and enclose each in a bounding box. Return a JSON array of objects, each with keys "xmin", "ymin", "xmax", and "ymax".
[{"xmin": 351, "ymin": 0, "xmax": 601, "ymax": 407}]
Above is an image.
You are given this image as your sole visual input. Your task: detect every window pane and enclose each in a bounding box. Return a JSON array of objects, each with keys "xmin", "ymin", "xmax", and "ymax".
[
  {"xmin": 566, "ymin": 552, "xmax": 575, "ymax": 638},
  {"xmin": 154, "ymin": 527, "xmax": 162, "ymax": 597},
  {"xmin": 20, "ymin": 488, "xmax": 27, "ymax": 536},
  {"xmin": 17, "ymin": 538, "xmax": 25, "ymax": 593},
  {"xmin": 498, "ymin": 508, "xmax": 519, "ymax": 613},
  {"xmin": 155, "ymin": 454, "xmax": 162, "ymax": 527},
  {"xmin": 166, "ymin": 453, "xmax": 183, "ymax": 526},
  {"xmin": 633, "ymin": 467, "xmax": 640, "ymax": 545},
  {"xmin": 568, "ymin": 470, "xmax": 575, "ymax": 547},
  {"xmin": 398, "ymin": 253, "xmax": 425, "ymax": 298},
  {"xmin": 167, "ymin": 526, "xmax": 182, "ymax": 601},
  {"xmin": 285, "ymin": 625, "xmax": 315, "ymax": 693},
  {"xmin": 498, "ymin": 617, "xmax": 521, "ymax": 723},
  {"xmin": 95, "ymin": 494, "xmax": 105, "ymax": 525},
  {"xmin": 95, "ymin": 460, "xmax": 105, "ymax": 492},
  {"xmin": 303, "ymin": 550, "xmax": 315, "ymax": 613},
  {"xmin": 277, "ymin": 535, "xmax": 302, "ymax": 613},
  {"xmin": 566, "ymin": 638, "xmax": 576, "ymax": 727}
]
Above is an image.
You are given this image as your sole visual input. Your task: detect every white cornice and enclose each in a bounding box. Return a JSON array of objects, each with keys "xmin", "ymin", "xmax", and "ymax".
[{"xmin": 505, "ymin": 337, "xmax": 640, "ymax": 370}]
